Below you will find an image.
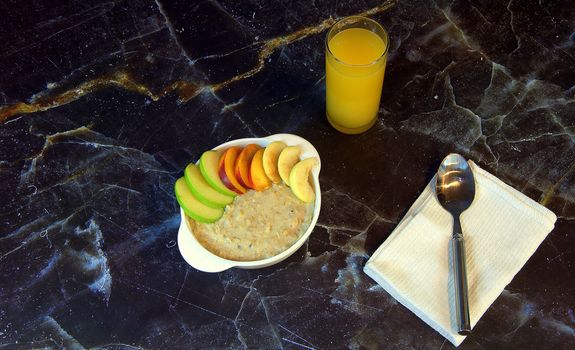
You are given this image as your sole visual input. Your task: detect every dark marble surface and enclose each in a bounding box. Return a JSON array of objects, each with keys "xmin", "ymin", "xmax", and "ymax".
[{"xmin": 1, "ymin": 0, "xmax": 574, "ymax": 349}]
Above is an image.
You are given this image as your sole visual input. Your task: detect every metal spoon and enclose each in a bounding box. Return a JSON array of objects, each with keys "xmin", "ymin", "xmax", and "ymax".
[{"xmin": 436, "ymin": 153, "xmax": 475, "ymax": 335}]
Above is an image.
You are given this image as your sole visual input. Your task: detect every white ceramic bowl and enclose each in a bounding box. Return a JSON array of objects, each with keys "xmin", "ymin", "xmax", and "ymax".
[{"xmin": 177, "ymin": 134, "xmax": 321, "ymax": 272}]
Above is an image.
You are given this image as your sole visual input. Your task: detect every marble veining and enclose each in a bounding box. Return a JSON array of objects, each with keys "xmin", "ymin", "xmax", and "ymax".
[{"xmin": 1, "ymin": 0, "xmax": 574, "ymax": 349}]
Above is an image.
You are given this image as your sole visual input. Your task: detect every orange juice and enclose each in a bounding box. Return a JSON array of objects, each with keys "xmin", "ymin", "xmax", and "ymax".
[{"xmin": 326, "ymin": 22, "xmax": 388, "ymax": 134}]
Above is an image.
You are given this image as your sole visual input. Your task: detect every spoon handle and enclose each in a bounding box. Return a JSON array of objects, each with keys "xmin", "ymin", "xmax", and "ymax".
[{"xmin": 452, "ymin": 216, "xmax": 471, "ymax": 335}]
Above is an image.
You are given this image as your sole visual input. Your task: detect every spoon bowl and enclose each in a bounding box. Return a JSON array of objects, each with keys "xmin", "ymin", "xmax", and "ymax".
[
  {"xmin": 436, "ymin": 154, "xmax": 475, "ymax": 215},
  {"xmin": 436, "ymin": 153, "xmax": 476, "ymax": 336}
]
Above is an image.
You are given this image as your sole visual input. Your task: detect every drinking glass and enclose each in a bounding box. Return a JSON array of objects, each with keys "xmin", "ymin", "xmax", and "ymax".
[{"xmin": 326, "ymin": 16, "xmax": 389, "ymax": 134}]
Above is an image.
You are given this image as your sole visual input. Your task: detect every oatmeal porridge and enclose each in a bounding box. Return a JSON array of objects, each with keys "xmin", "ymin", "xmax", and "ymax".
[{"xmin": 188, "ymin": 184, "xmax": 314, "ymax": 261}]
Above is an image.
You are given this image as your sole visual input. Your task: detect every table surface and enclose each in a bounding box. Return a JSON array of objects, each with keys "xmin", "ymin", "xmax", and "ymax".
[{"xmin": 1, "ymin": 0, "xmax": 574, "ymax": 349}]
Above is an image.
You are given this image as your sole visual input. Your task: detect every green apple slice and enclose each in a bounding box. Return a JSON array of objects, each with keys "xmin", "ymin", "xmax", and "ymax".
[
  {"xmin": 174, "ymin": 177, "xmax": 223, "ymax": 223},
  {"xmin": 289, "ymin": 157, "xmax": 318, "ymax": 203},
  {"xmin": 184, "ymin": 163, "xmax": 234, "ymax": 208},
  {"xmin": 199, "ymin": 151, "xmax": 237, "ymax": 197}
]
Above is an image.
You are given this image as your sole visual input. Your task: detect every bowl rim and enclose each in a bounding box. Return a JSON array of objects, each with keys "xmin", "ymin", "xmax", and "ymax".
[{"xmin": 177, "ymin": 133, "xmax": 321, "ymax": 272}]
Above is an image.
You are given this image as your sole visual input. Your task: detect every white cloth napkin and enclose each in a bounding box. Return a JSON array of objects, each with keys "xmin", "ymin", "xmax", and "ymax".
[{"xmin": 364, "ymin": 160, "xmax": 556, "ymax": 346}]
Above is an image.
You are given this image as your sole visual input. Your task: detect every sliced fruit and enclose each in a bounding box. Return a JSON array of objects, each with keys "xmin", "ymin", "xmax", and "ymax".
[
  {"xmin": 174, "ymin": 177, "xmax": 224, "ymax": 223},
  {"xmin": 289, "ymin": 157, "xmax": 318, "ymax": 203},
  {"xmin": 184, "ymin": 163, "xmax": 234, "ymax": 208},
  {"xmin": 262, "ymin": 141, "xmax": 287, "ymax": 184},
  {"xmin": 249, "ymin": 149, "xmax": 272, "ymax": 191},
  {"xmin": 199, "ymin": 151, "xmax": 237, "ymax": 197},
  {"xmin": 218, "ymin": 147, "xmax": 247, "ymax": 194},
  {"xmin": 234, "ymin": 144, "xmax": 261, "ymax": 189},
  {"xmin": 277, "ymin": 146, "xmax": 301, "ymax": 186}
]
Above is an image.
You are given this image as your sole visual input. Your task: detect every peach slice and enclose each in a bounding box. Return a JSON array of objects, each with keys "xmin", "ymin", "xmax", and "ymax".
[
  {"xmin": 249, "ymin": 149, "xmax": 272, "ymax": 191},
  {"xmin": 289, "ymin": 157, "xmax": 318, "ymax": 203},
  {"xmin": 234, "ymin": 144, "xmax": 261, "ymax": 189},
  {"xmin": 277, "ymin": 146, "xmax": 301, "ymax": 186},
  {"xmin": 262, "ymin": 141, "xmax": 287, "ymax": 184},
  {"xmin": 218, "ymin": 147, "xmax": 247, "ymax": 194}
]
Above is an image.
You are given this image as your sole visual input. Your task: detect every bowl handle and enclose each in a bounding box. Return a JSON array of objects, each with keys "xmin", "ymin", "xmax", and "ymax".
[{"xmin": 177, "ymin": 221, "xmax": 235, "ymax": 273}]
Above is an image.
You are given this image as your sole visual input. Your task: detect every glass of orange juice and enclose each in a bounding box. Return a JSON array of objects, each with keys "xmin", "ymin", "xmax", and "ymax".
[{"xmin": 326, "ymin": 16, "xmax": 389, "ymax": 134}]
